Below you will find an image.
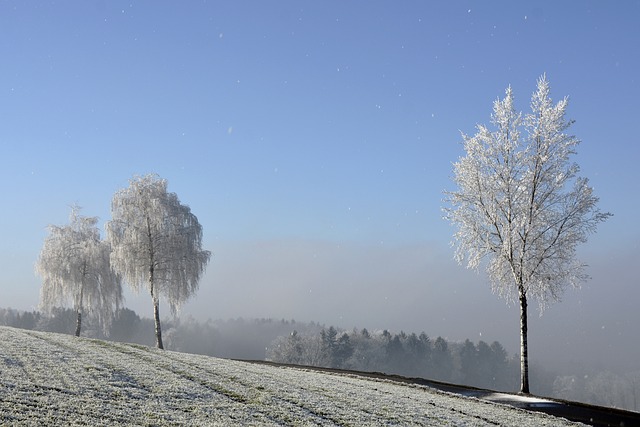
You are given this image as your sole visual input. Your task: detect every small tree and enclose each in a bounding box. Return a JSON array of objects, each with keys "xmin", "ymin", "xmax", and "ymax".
[
  {"xmin": 106, "ymin": 174, "xmax": 211, "ymax": 349},
  {"xmin": 36, "ymin": 206, "xmax": 122, "ymax": 336},
  {"xmin": 444, "ymin": 75, "xmax": 611, "ymax": 393}
]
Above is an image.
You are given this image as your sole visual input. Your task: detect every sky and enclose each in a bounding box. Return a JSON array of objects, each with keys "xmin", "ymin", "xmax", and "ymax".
[{"xmin": 1, "ymin": 1, "xmax": 639, "ymax": 372}]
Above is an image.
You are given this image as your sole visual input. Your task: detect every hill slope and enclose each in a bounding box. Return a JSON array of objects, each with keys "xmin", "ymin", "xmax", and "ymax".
[{"xmin": 0, "ymin": 327, "xmax": 584, "ymax": 426}]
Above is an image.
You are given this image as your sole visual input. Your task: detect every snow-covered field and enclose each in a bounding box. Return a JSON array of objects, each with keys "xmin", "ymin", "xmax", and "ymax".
[{"xmin": 0, "ymin": 327, "xmax": 584, "ymax": 426}]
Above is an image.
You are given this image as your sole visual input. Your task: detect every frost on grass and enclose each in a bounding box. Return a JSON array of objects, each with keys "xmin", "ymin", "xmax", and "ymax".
[{"xmin": 0, "ymin": 327, "xmax": 585, "ymax": 426}]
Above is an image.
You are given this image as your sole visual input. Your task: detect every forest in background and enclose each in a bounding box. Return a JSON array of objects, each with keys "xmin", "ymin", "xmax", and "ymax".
[{"xmin": 1, "ymin": 306, "xmax": 638, "ymax": 412}]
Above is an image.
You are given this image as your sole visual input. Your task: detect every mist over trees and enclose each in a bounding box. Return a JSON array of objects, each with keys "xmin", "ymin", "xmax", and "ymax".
[
  {"xmin": 3, "ymin": 307, "xmax": 638, "ymax": 411},
  {"xmin": 35, "ymin": 206, "xmax": 122, "ymax": 337},
  {"xmin": 444, "ymin": 76, "xmax": 611, "ymax": 393},
  {"xmin": 267, "ymin": 327, "xmax": 517, "ymax": 391}
]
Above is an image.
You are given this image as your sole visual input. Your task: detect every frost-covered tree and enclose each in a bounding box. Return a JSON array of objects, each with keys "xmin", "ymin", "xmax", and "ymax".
[
  {"xmin": 36, "ymin": 206, "xmax": 122, "ymax": 337},
  {"xmin": 267, "ymin": 331, "xmax": 305, "ymax": 365},
  {"xmin": 444, "ymin": 75, "xmax": 611, "ymax": 394},
  {"xmin": 106, "ymin": 174, "xmax": 211, "ymax": 349}
]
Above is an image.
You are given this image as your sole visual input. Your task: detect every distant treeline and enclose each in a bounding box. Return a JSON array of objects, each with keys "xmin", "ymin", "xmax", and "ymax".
[
  {"xmin": 267, "ymin": 326, "xmax": 519, "ymax": 391},
  {"xmin": 1, "ymin": 307, "xmax": 638, "ymax": 411},
  {"xmin": 0, "ymin": 307, "xmax": 323, "ymax": 359},
  {"xmin": 0, "ymin": 307, "xmax": 519, "ymax": 390}
]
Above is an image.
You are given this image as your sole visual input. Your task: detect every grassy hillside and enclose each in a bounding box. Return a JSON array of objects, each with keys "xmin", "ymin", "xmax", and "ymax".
[{"xmin": 0, "ymin": 326, "xmax": 583, "ymax": 426}]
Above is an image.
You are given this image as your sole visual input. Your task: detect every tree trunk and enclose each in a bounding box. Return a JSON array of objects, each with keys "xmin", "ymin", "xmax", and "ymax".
[
  {"xmin": 153, "ymin": 297, "xmax": 164, "ymax": 349},
  {"xmin": 75, "ymin": 280, "xmax": 84, "ymax": 337},
  {"xmin": 519, "ymin": 288, "xmax": 530, "ymax": 394},
  {"xmin": 74, "ymin": 309, "xmax": 82, "ymax": 337},
  {"xmin": 148, "ymin": 261, "xmax": 164, "ymax": 350}
]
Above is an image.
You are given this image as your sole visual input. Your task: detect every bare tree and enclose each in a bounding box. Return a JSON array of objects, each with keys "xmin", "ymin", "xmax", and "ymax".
[
  {"xmin": 36, "ymin": 206, "xmax": 122, "ymax": 336},
  {"xmin": 106, "ymin": 174, "xmax": 211, "ymax": 349},
  {"xmin": 444, "ymin": 75, "xmax": 611, "ymax": 394}
]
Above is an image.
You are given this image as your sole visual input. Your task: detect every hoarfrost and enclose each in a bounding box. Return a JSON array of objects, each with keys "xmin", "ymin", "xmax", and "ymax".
[{"xmin": 0, "ymin": 327, "xmax": 585, "ymax": 426}]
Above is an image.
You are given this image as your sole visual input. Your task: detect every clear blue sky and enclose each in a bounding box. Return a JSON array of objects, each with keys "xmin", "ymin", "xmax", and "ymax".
[{"xmin": 1, "ymin": 2, "xmax": 639, "ymax": 369}]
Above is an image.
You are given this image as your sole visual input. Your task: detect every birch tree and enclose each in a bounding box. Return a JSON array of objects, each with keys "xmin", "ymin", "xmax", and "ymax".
[
  {"xmin": 444, "ymin": 75, "xmax": 611, "ymax": 394},
  {"xmin": 36, "ymin": 206, "xmax": 122, "ymax": 337},
  {"xmin": 106, "ymin": 174, "xmax": 211, "ymax": 349}
]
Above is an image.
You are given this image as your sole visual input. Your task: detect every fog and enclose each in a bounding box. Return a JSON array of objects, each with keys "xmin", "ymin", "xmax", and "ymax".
[
  {"xmin": 8, "ymin": 227, "xmax": 638, "ymax": 408},
  {"xmin": 124, "ymin": 235, "xmax": 639, "ymax": 375}
]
